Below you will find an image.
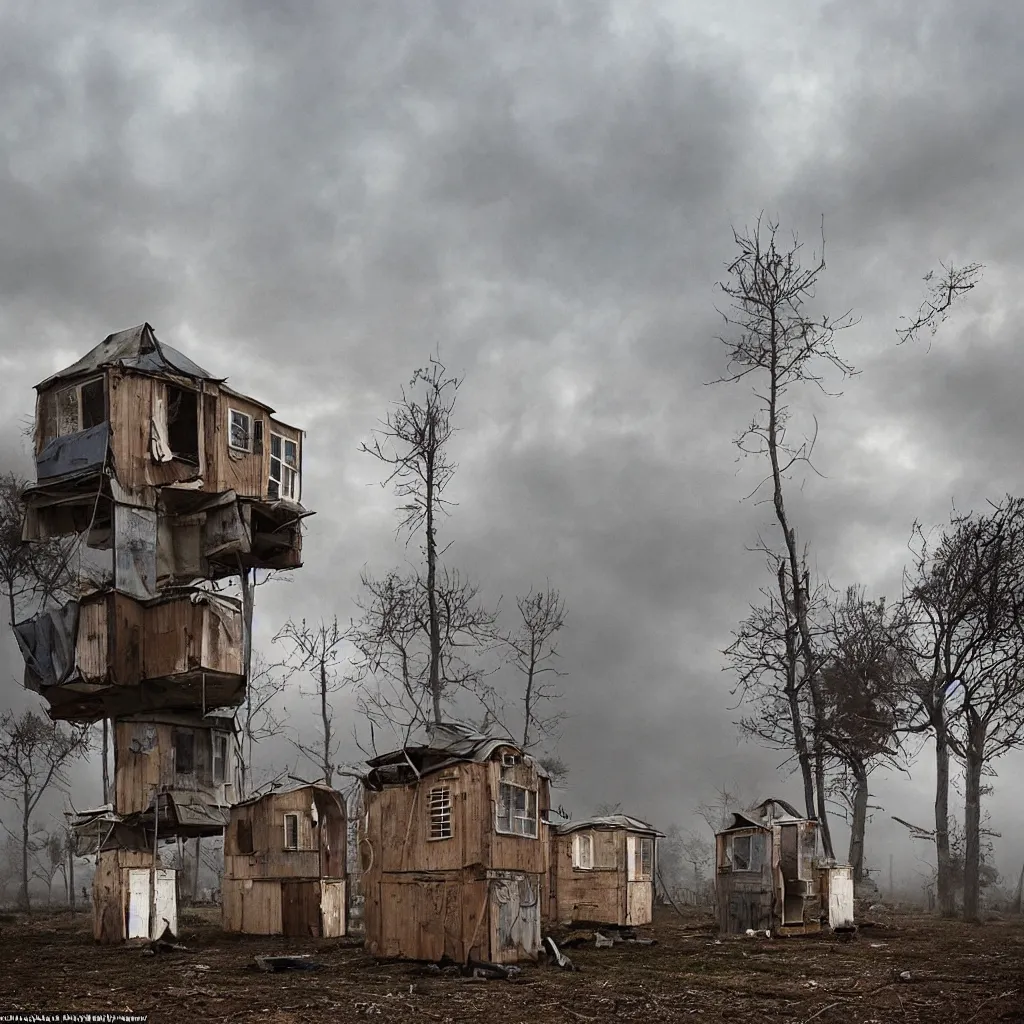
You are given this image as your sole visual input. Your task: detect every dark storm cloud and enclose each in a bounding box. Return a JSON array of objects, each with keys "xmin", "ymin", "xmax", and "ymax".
[{"xmin": 1, "ymin": 0, "xmax": 1022, "ymax": 871}]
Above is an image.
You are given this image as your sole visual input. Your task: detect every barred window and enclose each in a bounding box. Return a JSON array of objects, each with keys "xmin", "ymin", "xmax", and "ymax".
[{"xmin": 429, "ymin": 786, "xmax": 453, "ymax": 840}]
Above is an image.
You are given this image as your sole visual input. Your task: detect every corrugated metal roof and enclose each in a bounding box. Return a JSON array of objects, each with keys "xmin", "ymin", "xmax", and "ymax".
[
  {"xmin": 37, "ymin": 323, "xmax": 222, "ymax": 388},
  {"xmin": 556, "ymin": 814, "xmax": 665, "ymax": 837},
  {"xmin": 232, "ymin": 780, "xmax": 343, "ymax": 809},
  {"xmin": 364, "ymin": 721, "xmax": 550, "ymax": 781}
]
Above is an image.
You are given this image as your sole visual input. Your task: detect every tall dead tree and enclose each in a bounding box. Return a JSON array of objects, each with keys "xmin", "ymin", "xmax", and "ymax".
[
  {"xmin": 504, "ymin": 584, "xmax": 567, "ymax": 750},
  {"xmin": 711, "ymin": 216, "xmax": 858, "ymax": 860},
  {"xmin": 354, "ymin": 358, "xmax": 499, "ymax": 731},
  {"xmin": 235, "ymin": 651, "xmax": 286, "ymax": 796},
  {"xmin": 0, "ymin": 710, "xmax": 89, "ymax": 911},
  {"xmin": 275, "ymin": 617, "xmax": 349, "ymax": 787},
  {"xmin": 901, "ymin": 496, "xmax": 1024, "ymax": 919},
  {"xmin": 724, "ymin": 556, "xmax": 831, "ymax": 818}
]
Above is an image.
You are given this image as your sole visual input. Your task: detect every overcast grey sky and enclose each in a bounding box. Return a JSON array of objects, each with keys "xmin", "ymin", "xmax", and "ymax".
[{"xmin": 1, "ymin": 0, "xmax": 1021, "ymax": 889}]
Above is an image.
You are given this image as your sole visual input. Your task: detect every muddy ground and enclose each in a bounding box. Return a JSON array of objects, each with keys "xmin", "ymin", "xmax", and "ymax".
[{"xmin": 0, "ymin": 906, "xmax": 1021, "ymax": 1023}]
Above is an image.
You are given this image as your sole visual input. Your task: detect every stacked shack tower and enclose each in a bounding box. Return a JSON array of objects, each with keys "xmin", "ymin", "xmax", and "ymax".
[{"xmin": 14, "ymin": 324, "xmax": 310, "ymax": 943}]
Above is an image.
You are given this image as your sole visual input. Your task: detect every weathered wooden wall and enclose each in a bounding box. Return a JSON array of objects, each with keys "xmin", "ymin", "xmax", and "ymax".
[
  {"xmin": 37, "ymin": 369, "xmax": 304, "ymax": 504},
  {"xmin": 72, "ymin": 590, "xmax": 242, "ymax": 688},
  {"xmin": 361, "ymin": 751, "xmax": 550, "ymax": 962},
  {"xmin": 92, "ymin": 848, "xmax": 157, "ymax": 944},
  {"xmin": 549, "ymin": 829, "xmax": 626, "ymax": 926},
  {"xmin": 113, "ymin": 716, "xmax": 238, "ymax": 815},
  {"xmin": 224, "ymin": 787, "xmax": 345, "ymax": 881},
  {"xmin": 222, "ymin": 878, "xmax": 347, "ymax": 937}
]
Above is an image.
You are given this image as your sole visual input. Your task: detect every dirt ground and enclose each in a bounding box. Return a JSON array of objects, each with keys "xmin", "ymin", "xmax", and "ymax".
[{"xmin": 0, "ymin": 905, "xmax": 1021, "ymax": 1023}]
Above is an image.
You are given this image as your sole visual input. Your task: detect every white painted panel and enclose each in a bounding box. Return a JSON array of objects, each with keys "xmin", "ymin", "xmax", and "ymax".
[
  {"xmin": 127, "ymin": 869, "xmax": 150, "ymax": 939},
  {"xmin": 828, "ymin": 866, "xmax": 855, "ymax": 929},
  {"xmin": 154, "ymin": 869, "xmax": 178, "ymax": 938},
  {"xmin": 625, "ymin": 881, "xmax": 652, "ymax": 926},
  {"xmin": 320, "ymin": 879, "xmax": 347, "ymax": 938}
]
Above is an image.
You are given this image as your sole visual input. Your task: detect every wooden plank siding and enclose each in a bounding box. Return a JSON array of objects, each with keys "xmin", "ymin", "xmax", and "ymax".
[
  {"xmin": 36, "ymin": 369, "xmax": 304, "ymax": 503},
  {"xmin": 222, "ymin": 786, "xmax": 347, "ymax": 937},
  {"xmin": 361, "ymin": 749, "xmax": 550, "ymax": 963}
]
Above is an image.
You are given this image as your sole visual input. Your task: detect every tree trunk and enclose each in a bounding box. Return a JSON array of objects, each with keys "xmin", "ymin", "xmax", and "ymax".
[
  {"xmin": 813, "ymin": 744, "xmax": 834, "ymax": 860},
  {"xmin": 848, "ymin": 761, "xmax": 870, "ymax": 883},
  {"xmin": 102, "ymin": 718, "xmax": 110, "ymax": 804},
  {"xmin": 69, "ymin": 849, "xmax": 75, "ymax": 915},
  {"xmin": 193, "ymin": 837, "xmax": 202, "ymax": 902},
  {"xmin": 934, "ymin": 726, "xmax": 956, "ymax": 917},
  {"xmin": 425, "ymin": 420, "xmax": 442, "ymax": 725},
  {"xmin": 20, "ymin": 783, "xmax": 30, "ymax": 912},
  {"xmin": 778, "ymin": 565, "xmax": 816, "ymax": 819},
  {"xmin": 962, "ymin": 717, "xmax": 986, "ymax": 923},
  {"xmin": 320, "ymin": 656, "xmax": 332, "ymax": 787}
]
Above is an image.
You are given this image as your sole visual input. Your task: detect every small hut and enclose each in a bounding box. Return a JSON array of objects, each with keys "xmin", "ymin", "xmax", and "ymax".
[
  {"xmin": 549, "ymin": 814, "xmax": 664, "ymax": 928},
  {"xmin": 714, "ymin": 798, "xmax": 854, "ymax": 936},
  {"xmin": 360, "ymin": 723, "xmax": 551, "ymax": 964},
  {"xmin": 222, "ymin": 783, "xmax": 348, "ymax": 937}
]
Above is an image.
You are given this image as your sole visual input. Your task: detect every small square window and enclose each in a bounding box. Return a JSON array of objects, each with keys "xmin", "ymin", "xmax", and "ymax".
[
  {"xmin": 572, "ymin": 833, "xmax": 593, "ymax": 870},
  {"xmin": 229, "ymin": 409, "xmax": 253, "ymax": 452},
  {"xmin": 731, "ymin": 834, "xmax": 752, "ymax": 871},
  {"xmin": 496, "ymin": 783, "xmax": 538, "ymax": 838},
  {"xmin": 284, "ymin": 813, "xmax": 299, "ymax": 850}
]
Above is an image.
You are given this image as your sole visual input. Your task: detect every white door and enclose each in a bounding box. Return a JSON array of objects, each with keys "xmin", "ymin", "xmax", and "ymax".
[
  {"xmin": 154, "ymin": 869, "xmax": 178, "ymax": 938},
  {"xmin": 827, "ymin": 866, "xmax": 854, "ymax": 930},
  {"xmin": 127, "ymin": 870, "xmax": 150, "ymax": 939}
]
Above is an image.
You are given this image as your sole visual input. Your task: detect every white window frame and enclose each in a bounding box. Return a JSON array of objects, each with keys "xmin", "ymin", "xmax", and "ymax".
[
  {"xmin": 228, "ymin": 407, "xmax": 253, "ymax": 453},
  {"xmin": 283, "ymin": 812, "xmax": 300, "ymax": 851},
  {"xmin": 495, "ymin": 782, "xmax": 539, "ymax": 839},
  {"xmin": 268, "ymin": 431, "xmax": 300, "ymax": 501},
  {"xmin": 628, "ymin": 835, "xmax": 653, "ymax": 881},
  {"xmin": 211, "ymin": 733, "xmax": 228, "ymax": 785},
  {"xmin": 572, "ymin": 833, "xmax": 593, "ymax": 870},
  {"xmin": 428, "ymin": 786, "xmax": 453, "ymax": 841}
]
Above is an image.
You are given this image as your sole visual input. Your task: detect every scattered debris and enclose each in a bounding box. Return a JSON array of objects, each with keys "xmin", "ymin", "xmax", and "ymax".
[
  {"xmin": 595, "ymin": 932, "xmax": 614, "ymax": 948},
  {"xmin": 252, "ymin": 954, "xmax": 323, "ymax": 972},
  {"xmin": 744, "ymin": 928, "xmax": 771, "ymax": 939},
  {"xmin": 543, "ymin": 936, "xmax": 577, "ymax": 971}
]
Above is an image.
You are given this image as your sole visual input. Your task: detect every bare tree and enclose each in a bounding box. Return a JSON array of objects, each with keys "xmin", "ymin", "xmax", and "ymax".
[
  {"xmin": 359, "ymin": 357, "xmax": 502, "ymax": 727},
  {"xmin": 819, "ymin": 587, "xmax": 910, "ymax": 882},
  {"xmin": 0, "ymin": 710, "xmax": 89, "ymax": 910},
  {"xmin": 0, "ymin": 473, "xmax": 77, "ymax": 628},
  {"xmin": 504, "ymin": 584, "xmax": 567, "ymax": 750},
  {"xmin": 710, "ymin": 215, "xmax": 859, "ymax": 859},
  {"xmin": 680, "ymin": 830, "xmax": 713, "ymax": 888},
  {"xmin": 901, "ymin": 496, "xmax": 1024, "ymax": 919},
  {"xmin": 896, "ymin": 262, "xmax": 984, "ymax": 346},
  {"xmin": 724, "ymin": 556, "xmax": 832, "ymax": 820},
  {"xmin": 350, "ymin": 564, "xmax": 499, "ymax": 740},
  {"xmin": 696, "ymin": 784, "xmax": 754, "ymax": 833},
  {"xmin": 235, "ymin": 651, "xmax": 286, "ymax": 796},
  {"xmin": 274, "ymin": 617, "xmax": 349, "ymax": 787},
  {"xmin": 30, "ymin": 830, "xmax": 64, "ymax": 904}
]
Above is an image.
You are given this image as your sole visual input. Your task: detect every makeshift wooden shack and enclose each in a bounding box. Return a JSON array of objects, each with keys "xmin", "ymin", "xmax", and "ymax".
[
  {"xmin": 360, "ymin": 724, "xmax": 551, "ymax": 965},
  {"xmin": 222, "ymin": 783, "xmax": 348, "ymax": 937},
  {"xmin": 14, "ymin": 587, "xmax": 245, "ymax": 721},
  {"xmin": 113, "ymin": 709, "xmax": 240, "ymax": 831},
  {"xmin": 21, "ymin": 322, "xmax": 310, "ymax": 584},
  {"xmin": 74, "ymin": 807, "xmax": 180, "ymax": 944},
  {"xmin": 549, "ymin": 814, "xmax": 664, "ymax": 928},
  {"xmin": 714, "ymin": 798, "xmax": 854, "ymax": 936}
]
